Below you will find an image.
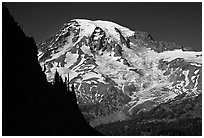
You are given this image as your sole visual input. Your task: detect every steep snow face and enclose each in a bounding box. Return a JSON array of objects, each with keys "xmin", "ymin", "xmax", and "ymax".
[{"xmin": 38, "ymin": 19, "xmax": 202, "ymax": 125}]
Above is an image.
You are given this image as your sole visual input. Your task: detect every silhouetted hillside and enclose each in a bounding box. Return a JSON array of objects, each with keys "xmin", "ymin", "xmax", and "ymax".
[{"xmin": 2, "ymin": 4, "xmax": 102, "ymax": 136}]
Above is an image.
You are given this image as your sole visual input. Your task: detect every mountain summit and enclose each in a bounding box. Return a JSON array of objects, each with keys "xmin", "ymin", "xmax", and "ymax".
[{"xmin": 38, "ymin": 19, "xmax": 202, "ymax": 127}]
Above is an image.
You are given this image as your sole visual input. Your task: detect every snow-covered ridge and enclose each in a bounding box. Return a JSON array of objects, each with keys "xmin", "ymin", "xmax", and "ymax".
[
  {"xmin": 69, "ymin": 19, "xmax": 135, "ymax": 41},
  {"xmin": 159, "ymin": 49, "xmax": 202, "ymax": 64}
]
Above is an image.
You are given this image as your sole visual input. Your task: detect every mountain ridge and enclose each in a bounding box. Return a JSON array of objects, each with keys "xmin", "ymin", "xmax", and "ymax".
[{"xmin": 37, "ymin": 19, "xmax": 202, "ymax": 127}]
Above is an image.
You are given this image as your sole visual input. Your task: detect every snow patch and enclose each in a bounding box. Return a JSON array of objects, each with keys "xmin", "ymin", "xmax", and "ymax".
[
  {"xmin": 64, "ymin": 52, "xmax": 79, "ymax": 68},
  {"xmin": 194, "ymin": 69, "xmax": 200, "ymax": 75},
  {"xmin": 159, "ymin": 50, "xmax": 202, "ymax": 64},
  {"xmin": 82, "ymin": 72, "xmax": 101, "ymax": 80},
  {"xmin": 183, "ymin": 70, "xmax": 190, "ymax": 87},
  {"xmin": 191, "ymin": 76, "xmax": 197, "ymax": 83},
  {"xmin": 190, "ymin": 62, "xmax": 202, "ymax": 67},
  {"xmin": 194, "ymin": 75, "xmax": 200, "ymax": 88}
]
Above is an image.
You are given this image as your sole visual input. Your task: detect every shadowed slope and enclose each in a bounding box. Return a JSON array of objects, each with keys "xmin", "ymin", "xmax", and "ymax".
[{"xmin": 2, "ymin": 5, "xmax": 101, "ymax": 136}]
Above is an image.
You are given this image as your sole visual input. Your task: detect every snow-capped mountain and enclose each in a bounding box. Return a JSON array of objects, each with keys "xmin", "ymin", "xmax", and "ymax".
[{"xmin": 38, "ymin": 19, "xmax": 202, "ymax": 126}]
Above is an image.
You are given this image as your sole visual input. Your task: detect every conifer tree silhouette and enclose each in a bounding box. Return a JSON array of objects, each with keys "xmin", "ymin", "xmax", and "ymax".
[{"xmin": 3, "ymin": 4, "xmax": 101, "ymax": 136}]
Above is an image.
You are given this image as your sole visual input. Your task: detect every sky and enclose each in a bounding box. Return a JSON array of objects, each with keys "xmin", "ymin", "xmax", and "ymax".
[{"xmin": 5, "ymin": 2, "xmax": 202, "ymax": 51}]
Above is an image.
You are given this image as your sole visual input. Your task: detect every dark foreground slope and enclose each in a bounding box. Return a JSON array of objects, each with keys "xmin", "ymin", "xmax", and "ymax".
[{"xmin": 2, "ymin": 5, "xmax": 101, "ymax": 136}]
